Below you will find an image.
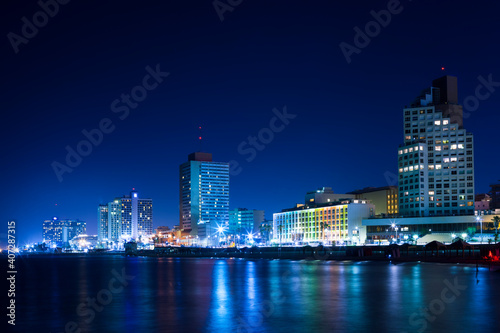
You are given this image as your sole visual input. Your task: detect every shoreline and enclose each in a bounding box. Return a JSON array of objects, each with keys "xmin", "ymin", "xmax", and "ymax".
[{"xmin": 10, "ymin": 248, "xmax": 500, "ymax": 270}]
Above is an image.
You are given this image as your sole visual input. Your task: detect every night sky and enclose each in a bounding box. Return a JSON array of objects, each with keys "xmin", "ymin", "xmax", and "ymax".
[{"xmin": 2, "ymin": 0, "xmax": 499, "ymax": 245}]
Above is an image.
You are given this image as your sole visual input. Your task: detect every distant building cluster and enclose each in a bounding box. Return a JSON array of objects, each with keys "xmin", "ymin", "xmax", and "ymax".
[
  {"xmin": 42, "ymin": 218, "xmax": 86, "ymax": 246},
  {"xmin": 97, "ymin": 190, "xmax": 153, "ymax": 246}
]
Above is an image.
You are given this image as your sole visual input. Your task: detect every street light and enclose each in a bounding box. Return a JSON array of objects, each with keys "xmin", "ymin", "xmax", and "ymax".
[
  {"xmin": 476, "ymin": 216, "xmax": 483, "ymax": 244},
  {"xmin": 215, "ymin": 224, "xmax": 228, "ymax": 248},
  {"xmin": 391, "ymin": 223, "xmax": 398, "ymax": 243},
  {"xmin": 413, "ymin": 235, "xmax": 418, "ymax": 244}
]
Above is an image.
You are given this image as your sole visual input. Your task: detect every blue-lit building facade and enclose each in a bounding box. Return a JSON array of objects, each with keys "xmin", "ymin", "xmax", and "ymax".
[
  {"xmin": 179, "ymin": 152, "xmax": 229, "ymax": 239},
  {"xmin": 228, "ymin": 208, "xmax": 265, "ymax": 235},
  {"xmin": 98, "ymin": 204, "xmax": 108, "ymax": 241}
]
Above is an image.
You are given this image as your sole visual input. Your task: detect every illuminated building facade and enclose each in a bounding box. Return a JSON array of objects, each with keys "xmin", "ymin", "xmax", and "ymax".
[
  {"xmin": 179, "ymin": 152, "xmax": 229, "ymax": 237},
  {"xmin": 363, "ymin": 214, "xmax": 498, "ymax": 244},
  {"xmin": 137, "ymin": 197, "xmax": 154, "ymax": 237},
  {"xmin": 348, "ymin": 186, "xmax": 398, "ymax": 217},
  {"xmin": 228, "ymin": 208, "xmax": 265, "ymax": 235},
  {"xmin": 108, "ymin": 199, "xmax": 122, "ymax": 241},
  {"xmin": 398, "ymin": 76, "xmax": 475, "ymax": 217},
  {"xmin": 97, "ymin": 204, "xmax": 108, "ymax": 242},
  {"xmin": 43, "ymin": 218, "xmax": 86, "ymax": 245},
  {"xmin": 273, "ymin": 199, "xmax": 374, "ymax": 245},
  {"xmin": 98, "ymin": 190, "xmax": 153, "ymax": 242}
]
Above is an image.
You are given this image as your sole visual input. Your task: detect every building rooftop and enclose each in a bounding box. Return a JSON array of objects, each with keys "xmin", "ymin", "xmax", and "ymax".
[
  {"xmin": 188, "ymin": 152, "xmax": 213, "ymax": 162},
  {"xmin": 279, "ymin": 199, "xmax": 371, "ymax": 213},
  {"xmin": 306, "ymin": 187, "xmax": 334, "ymax": 195},
  {"xmin": 347, "ymin": 186, "xmax": 396, "ymax": 195}
]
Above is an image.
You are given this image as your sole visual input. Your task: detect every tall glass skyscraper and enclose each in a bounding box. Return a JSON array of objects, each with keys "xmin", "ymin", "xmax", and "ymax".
[
  {"xmin": 179, "ymin": 152, "xmax": 229, "ymax": 238},
  {"xmin": 398, "ymin": 76, "xmax": 475, "ymax": 217}
]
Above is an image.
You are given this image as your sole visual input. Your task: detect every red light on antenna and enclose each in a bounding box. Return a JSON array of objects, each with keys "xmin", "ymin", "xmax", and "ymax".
[
  {"xmin": 199, "ymin": 136, "xmax": 202, "ymax": 140},
  {"xmin": 132, "ymin": 188, "xmax": 135, "ymax": 190},
  {"xmin": 441, "ymin": 67, "xmax": 445, "ymax": 71},
  {"xmin": 199, "ymin": 126, "xmax": 202, "ymax": 129}
]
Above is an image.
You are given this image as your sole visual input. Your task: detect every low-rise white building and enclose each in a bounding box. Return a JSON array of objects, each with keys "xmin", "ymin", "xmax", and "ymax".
[{"xmin": 362, "ymin": 214, "xmax": 499, "ymax": 244}]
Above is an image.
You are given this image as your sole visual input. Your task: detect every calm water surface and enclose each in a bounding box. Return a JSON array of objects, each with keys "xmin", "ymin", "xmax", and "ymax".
[{"xmin": 13, "ymin": 255, "xmax": 500, "ymax": 332}]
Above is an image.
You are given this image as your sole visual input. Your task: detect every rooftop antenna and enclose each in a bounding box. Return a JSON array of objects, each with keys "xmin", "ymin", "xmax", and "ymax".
[{"xmin": 198, "ymin": 126, "xmax": 202, "ymax": 152}]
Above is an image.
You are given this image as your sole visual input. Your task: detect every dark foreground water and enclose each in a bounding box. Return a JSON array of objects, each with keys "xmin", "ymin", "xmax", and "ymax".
[{"xmin": 10, "ymin": 255, "xmax": 500, "ymax": 332}]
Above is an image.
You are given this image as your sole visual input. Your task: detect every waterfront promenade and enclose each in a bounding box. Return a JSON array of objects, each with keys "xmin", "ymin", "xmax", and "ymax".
[{"xmin": 122, "ymin": 244, "xmax": 500, "ymax": 268}]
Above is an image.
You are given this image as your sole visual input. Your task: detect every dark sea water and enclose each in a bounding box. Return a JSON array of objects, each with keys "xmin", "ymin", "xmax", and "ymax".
[{"xmin": 10, "ymin": 255, "xmax": 500, "ymax": 332}]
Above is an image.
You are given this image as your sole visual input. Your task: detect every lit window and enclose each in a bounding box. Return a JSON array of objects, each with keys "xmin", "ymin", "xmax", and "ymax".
[{"xmin": 434, "ymin": 120, "xmax": 441, "ymax": 125}]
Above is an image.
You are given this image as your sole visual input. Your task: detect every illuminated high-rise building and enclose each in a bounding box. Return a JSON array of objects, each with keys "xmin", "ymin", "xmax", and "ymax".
[
  {"xmin": 97, "ymin": 204, "xmax": 108, "ymax": 242},
  {"xmin": 179, "ymin": 152, "xmax": 229, "ymax": 238},
  {"xmin": 137, "ymin": 198, "xmax": 154, "ymax": 237},
  {"xmin": 108, "ymin": 199, "xmax": 122, "ymax": 241},
  {"xmin": 398, "ymin": 76, "xmax": 475, "ymax": 217},
  {"xmin": 98, "ymin": 190, "xmax": 153, "ymax": 242}
]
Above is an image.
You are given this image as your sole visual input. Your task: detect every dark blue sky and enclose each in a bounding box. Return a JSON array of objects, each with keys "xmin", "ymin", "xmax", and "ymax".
[{"xmin": 2, "ymin": 0, "xmax": 499, "ymax": 245}]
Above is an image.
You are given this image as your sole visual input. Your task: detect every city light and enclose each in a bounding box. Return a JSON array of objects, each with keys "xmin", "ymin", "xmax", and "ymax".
[{"xmin": 4, "ymin": 4, "xmax": 498, "ymax": 331}]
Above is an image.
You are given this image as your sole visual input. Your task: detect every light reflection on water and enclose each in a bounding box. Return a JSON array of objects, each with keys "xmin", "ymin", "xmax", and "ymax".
[{"xmin": 14, "ymin": 256, "xmax": 499, "ymax": 333}]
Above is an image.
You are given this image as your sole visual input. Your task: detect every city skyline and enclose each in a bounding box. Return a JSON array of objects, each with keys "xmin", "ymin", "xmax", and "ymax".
[
  {"xmin": 6, "ymin": 71, "xmax": 500, "ymax": 245},
  {"xmin": 4, "ymin": 2, "xmax": 500, "ymax": 333},
  {"xmin": 2, "ymin": 1, "xmax": 500, "ymax": 245}
]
